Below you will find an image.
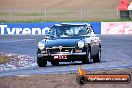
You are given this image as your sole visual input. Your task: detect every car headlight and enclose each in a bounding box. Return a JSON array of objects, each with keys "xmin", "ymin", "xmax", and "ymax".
[
  {"xmin": 78, "ymin": 40, "xmax": 84, "ymax": 48},
  {"xmin": 38, "ymin": 42, "xmax": 45, "ymax": 50}
]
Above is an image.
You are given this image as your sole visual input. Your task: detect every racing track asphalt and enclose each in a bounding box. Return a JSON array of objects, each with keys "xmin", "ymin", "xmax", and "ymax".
[{"xmin": 0, "ymin": 35, "xmax": 132, "ymax": 76}]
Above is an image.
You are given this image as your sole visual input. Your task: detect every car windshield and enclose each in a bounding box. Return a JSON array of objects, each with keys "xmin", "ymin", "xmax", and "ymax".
[{"xmin": 50, "ymin": 25, "xmax": 89, "ymax": 37}]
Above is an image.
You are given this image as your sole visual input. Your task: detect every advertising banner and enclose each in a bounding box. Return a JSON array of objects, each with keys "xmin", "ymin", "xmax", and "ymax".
[
  {"xmin": 101, "ymin": 22, "xmax": 132, "ymax": 34},
  {"xmin": 0, "ymin": 22, "xmax": 101, "ymax": 35}
]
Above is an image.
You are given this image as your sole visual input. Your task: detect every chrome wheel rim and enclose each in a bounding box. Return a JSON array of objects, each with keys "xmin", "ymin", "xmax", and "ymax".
[
  {"xmin": 88, "ymin": 50, "xmax": 91, "ymax": 62},
  {"xmin": 99, "ymin": 50, "xmax": 101, "ymax": 60}
]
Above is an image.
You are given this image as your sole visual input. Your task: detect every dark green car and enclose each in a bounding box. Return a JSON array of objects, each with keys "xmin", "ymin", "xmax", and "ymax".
[{"xmin": 37, "ymin": 23, "xmax": 101, "ymax": 67}]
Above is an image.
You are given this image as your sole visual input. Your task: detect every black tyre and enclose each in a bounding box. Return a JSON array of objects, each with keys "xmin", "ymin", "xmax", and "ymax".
[
  {"xmin": 76, "ymin": 75, "xmax": 87, "ymax": 85},
  {"xmin": 93, "ymin": 50, "xmax": 101, "ymax": 63},
  {"xmin": 51, "ymin": 61, "xmax": 59, "ymax": 66},
  {"xmin": 37, "ymin": 57, "xmax": 47, "ymax": 67},
  {"xmin": 82, "ymin": 48, "xmax": 91, "ymax": 64}
]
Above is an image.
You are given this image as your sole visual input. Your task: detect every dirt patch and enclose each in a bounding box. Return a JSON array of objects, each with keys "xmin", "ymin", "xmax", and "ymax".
[
  {"xmin": 0, "ymin": 0, "xmax": 119, "ymax": 9},
  {"xmin": 0, "ymin": 68, "xmax": 132, "ymax": 88},
  {"xmin": 0, "ymin": 0, "xmax": 120, "ymax": 21},
  {"xmin": 0, "ymin": 52, "xmax": 36, "ymax": 71}
]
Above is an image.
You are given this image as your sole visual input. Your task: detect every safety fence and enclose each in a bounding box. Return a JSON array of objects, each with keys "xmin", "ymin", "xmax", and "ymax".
[
  {"xmin": 0, "ymin": 8, "xmax": 118, "ymax": 21},
  {"xmin": 0, "ymin": 22, "xmax": 132, "ymax": 35}
]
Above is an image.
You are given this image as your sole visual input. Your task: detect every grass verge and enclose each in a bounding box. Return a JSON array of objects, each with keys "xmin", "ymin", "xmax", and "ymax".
[
  {"xmin": 0, "ymin": 68, "xmax": 131, "ymax": 88},
  {"xmin": 0, "ymin": 19, "xmax": 132, "ymax": 23},
  {"xmin": 0, "ymin": 56, "xmax": 10, "ymax": 64}
]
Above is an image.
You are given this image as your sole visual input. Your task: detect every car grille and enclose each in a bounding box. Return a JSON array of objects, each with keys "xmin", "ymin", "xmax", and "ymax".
[{"xmin": 46, "ymin": 47, "xmax": 75, "ymax": 54}]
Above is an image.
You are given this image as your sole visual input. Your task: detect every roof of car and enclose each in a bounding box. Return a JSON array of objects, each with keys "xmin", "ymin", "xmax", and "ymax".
[{"xmin": 53, "ymin": 23, "xmax": 90, "ymax": 27}]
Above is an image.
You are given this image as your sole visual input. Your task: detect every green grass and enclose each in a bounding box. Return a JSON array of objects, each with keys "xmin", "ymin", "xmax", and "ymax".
[
  {"xmin": 0, "ymin": 56, "xmax": 10, "ymax": 64},
  {"xmin": 0, "ymin": 19, "xmax": 132, "ymax": 23},
  {"xmin": 0, "ymin": 19, "xmax": 45, "ymax": 23},
  {"xmin": 14, "ymin": 13, "xmax": 44, "ymax": 16},
  {"xmin": 0, "ymin": 11, "xmax": 75, "ymax": 16},
  {"xmin": 0, "ymin": 12, "xmax": 9, "ymax": 16}
]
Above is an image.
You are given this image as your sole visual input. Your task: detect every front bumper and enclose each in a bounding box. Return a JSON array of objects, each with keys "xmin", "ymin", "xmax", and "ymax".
[
  {"xmin": 37, "ymin": 52, "xmax": 86, "ymax": 57},
  {"xmin": 37, "ymin": 52, "xmax": 86, "ymax": 62}
]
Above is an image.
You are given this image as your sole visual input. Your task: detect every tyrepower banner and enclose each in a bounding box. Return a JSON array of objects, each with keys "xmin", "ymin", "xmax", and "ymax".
[
  {"xmin": 101, "ymin": 22, "xmax": 132, "ymax": 34},
  {"xmin": 0, "ymin": 22, "xmax": 101, "ymax": 35}
]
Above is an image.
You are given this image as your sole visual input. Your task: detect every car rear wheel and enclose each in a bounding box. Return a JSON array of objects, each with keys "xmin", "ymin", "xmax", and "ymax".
[
  {"xmin": 82, "ymin": 48, "xmax": 91, "ymax": 64},
  {"xmin": 37, "ymin": 57, "xmax": 47, "ymax": 67},
  {"xmin": 93, "ymin": 50, "xmax": 101, "ymax": 63},
  {"xmin": 51, "ymin": 61, "xmax": 59, "ymax": 66}
]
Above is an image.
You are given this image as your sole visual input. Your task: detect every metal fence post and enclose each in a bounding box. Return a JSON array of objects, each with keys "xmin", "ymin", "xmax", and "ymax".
[
  {"xmin": 117, "ymin": 9, "xmax": 119, "ymax": 20},
  {"xmin": 44, "ymin": 8, "xmax": 47, "ymax": 22},
  {"xmin": 80, "ymin": 8, "xmax": 83, "ymax": 20},
  {"xmin": 10, "ymin": 8, "xmax": 12, "ymax": 21}
]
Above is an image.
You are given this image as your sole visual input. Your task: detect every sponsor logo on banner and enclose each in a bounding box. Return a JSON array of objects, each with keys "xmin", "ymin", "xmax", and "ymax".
[
  {"xmin": 101, "ymin": 22, "xmax": 132, "ymax": 34},
  {"xmin": 0, "ymin": 22, "xmax": 101, "ymax": 35},
  {"xmin": 76, "ymin": 67, "xmax": 131, "ymax": 85},
  {"xmin": 0, "ymin": 25, "xmax": 50, "ymax": 35}
]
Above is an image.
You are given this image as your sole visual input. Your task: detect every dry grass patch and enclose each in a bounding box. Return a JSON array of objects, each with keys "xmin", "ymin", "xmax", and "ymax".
[{"xmin": 0, "ymin": 56, "xmax": 10, "ymax": 64}]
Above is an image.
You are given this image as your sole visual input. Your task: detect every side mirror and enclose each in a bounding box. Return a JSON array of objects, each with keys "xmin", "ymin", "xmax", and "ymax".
[{"xmin": 90, "ymin": 30, "xmax": 96, "ymax": 36}]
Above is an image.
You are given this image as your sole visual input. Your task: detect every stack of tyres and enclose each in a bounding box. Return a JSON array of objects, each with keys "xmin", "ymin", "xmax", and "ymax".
[
  {"xmin": 120, "ymin": 10, "xmax": 130, "ymax": 19},
  {"xmin": 128, "ymin": 10, "xmax": 132, "ymax": 19}
]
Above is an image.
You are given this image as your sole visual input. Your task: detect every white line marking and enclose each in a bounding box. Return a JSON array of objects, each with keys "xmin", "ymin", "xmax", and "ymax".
[{"xmin": 0, "ymin": 39, "xmax": 36, "ymax": 43}]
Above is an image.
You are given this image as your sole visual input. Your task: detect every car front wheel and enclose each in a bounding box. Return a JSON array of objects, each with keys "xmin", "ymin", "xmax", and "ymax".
[
  {"xmin": 93, "ymin": 50, "xmax": 101, "ymax": 63},
  {"xmin": 37, "ymin": 57, "xmax": 47, "ymax": 67},
  {"xmin": 82, "ymin": 48, "xmax": 91, "ymax": 64}
]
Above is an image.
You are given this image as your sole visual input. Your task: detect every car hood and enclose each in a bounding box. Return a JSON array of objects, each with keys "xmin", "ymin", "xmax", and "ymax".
[{"xmin": 40, "ymin": 37, "xmax": 83, "ymax": 48}]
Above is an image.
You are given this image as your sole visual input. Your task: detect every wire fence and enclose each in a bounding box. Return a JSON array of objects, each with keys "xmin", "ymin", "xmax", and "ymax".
[{"xmin": 0, "ymin": 8, "xmax": 119, "ymax": 22}]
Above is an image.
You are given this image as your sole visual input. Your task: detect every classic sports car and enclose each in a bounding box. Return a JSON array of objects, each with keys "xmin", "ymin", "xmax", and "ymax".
[{"xmin": 37, "ymin": 23, "xmax": 101, "ymax": 67}]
